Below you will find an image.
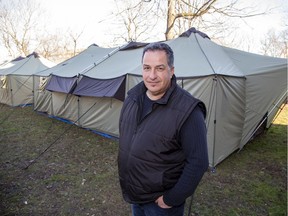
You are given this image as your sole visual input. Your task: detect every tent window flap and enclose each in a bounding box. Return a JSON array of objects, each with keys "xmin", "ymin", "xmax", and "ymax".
[
  {"xmin": 73, "ymin": 75, "xmax": 126, "ymax": 101},
  {"xmin": 45, "ymin": 75, "xmax": 78, "ymax": 93}
]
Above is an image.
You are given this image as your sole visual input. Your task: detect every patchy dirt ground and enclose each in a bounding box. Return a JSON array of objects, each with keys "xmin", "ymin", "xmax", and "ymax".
[{"xmin": 0, "ymin": 104, "xmax": 287, "ymax": 216}]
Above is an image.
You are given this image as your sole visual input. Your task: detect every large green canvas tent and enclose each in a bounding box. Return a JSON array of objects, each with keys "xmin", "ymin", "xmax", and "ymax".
[{"xmin": 44, "ymin": 28, "xmax": 287, "ymax": 167}]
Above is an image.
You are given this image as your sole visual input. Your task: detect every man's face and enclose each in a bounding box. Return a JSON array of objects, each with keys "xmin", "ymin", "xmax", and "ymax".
[{"xmin": 142, "ymin": 50, "xmax": 174, "ymax": 100}]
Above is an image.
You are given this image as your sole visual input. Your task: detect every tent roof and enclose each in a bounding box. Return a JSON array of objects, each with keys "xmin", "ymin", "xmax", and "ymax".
[
  {"xmin": 73, "ymin": 28, "xmax": 287, "ymax": 103},
  {"xmin": 0, "ymin": 56, "xmax": 25, "ymax": 68},
  {"xmin": 40, "ymin": 44, "xmax": 116, "ymax": 77},
  {"xmin": 85, "ymin": 33, "xmax": 239, "ymax": 78},
  {"xmin": 82, "ymin": 43, "xmax": 144, "ymax": 79},
  {"xmin": 167, "ymin": 34, "xmax": 244, "ymax": 77},
  {"xmin": 0, "ymin": 52, "xmax": 55, "ymax": 76},
  {"xmin": 45, "ymin": 28, "xmax": 287, "ymax": 99},
  {"xmin": 83, "ymin": 28, "xmax": 286, "ymax": 79},
  {"xmin": 222, "ymin": 46, "xmax": 287, "ymax": 75}
]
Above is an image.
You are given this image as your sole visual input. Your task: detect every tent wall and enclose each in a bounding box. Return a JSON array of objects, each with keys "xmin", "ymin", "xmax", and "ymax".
[
  {"xmin": 10, "ymin": 75, "xmax": 34, "ymax": 106},
  {"xmin": 0, "ymin": 75, "xmax": 11, "ymax": 105},
  {"xmin": 50, "ymin": 92, "xmax": 79, "ymax": 122},
  {"xmin": 177, "ymin": 75, "xmax": 246, "ymax": 166},
  {"xmin": 0, "ymin": 75, "xmax": 34, "ymax": 106},
  {"xmin": 179, "ymin": 76, "xmax": 218, "ymax": 166},
  {"xmin": 213, "ymin": 76, "xmax": 246, "ymax": 165},
  {"xmin": 240, "ymin": 69, "xmax": 288, "ymax": 147},
  {"xmin": 125, "ymin": 74, "xmax": 142, "ymax": 96},
  {"xmin": 78, "ymin": 97, "xmax": 122, "ymax": 137},
  {"xmin": 33, "ymin": 75, "xmax": 53, "ymax": 113},
  {"xmin": 39, "ymin": 91, "xmax": 123, "ymax": 137}
]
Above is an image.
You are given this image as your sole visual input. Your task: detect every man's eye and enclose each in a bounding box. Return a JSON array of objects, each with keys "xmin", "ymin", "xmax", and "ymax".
[
  {"xmin": 157, "ymin": 67, "xmax": 164, "ymax": 71},
  {"xmin": 143, "ymin": 66, "xmax": 150, "ymax": 71}
]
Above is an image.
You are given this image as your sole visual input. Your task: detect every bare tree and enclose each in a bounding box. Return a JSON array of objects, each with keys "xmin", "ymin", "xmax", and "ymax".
[
  {"xmin": 165, "ymin": 0, "xmax": 268, "ymax": 40},
  {"xmin": 110, "ymin": 0, "xmax": 162, "ymax": 44},
  {"xmin": 35, "ymin": 32, "xmax": 70, "ymax": 63},
  {"xmin": 0, "ymin": 0, "xmax": 41, "ymax": 57},
  {"xmin": 260, "ymin": 29, "xmax": 288, "ymax": 58},
  {"xmin": 112, "ymin": 0, "xmax": 268, "ymax": 43},
  {"xmin": 0, "ymin": 0, "xmax": 84, "ymax": 61},
  {"xmin": 68, "ymin": 29, "xmax": 84, "ymax": 56}
]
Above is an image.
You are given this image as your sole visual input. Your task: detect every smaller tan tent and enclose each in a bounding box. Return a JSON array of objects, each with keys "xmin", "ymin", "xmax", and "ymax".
[
  {"xmin": 34, "ymin": 44, "xmax": 118, "ymax": 120},
  {"xmin": 0, "ymin": 53, "xmax": 55, "ymax": 106}
]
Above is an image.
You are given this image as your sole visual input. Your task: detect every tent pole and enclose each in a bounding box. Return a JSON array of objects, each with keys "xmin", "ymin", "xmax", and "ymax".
[
  {"xmin": 211, "ymin": 75, "xmax": 218, "ymax": 168},
  {"xmin": 267, "ymin": 91, "xmax": 287, "ymax": 126},
  {"xmin": 81, "ymin": 43, "xmax": 129, "ymax": 76}
]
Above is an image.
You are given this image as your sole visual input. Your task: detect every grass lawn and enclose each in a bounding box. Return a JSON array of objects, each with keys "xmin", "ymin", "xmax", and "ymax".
[{"xmin": 0, "ymin": 103, "xmax": 287, "ymax": 216}]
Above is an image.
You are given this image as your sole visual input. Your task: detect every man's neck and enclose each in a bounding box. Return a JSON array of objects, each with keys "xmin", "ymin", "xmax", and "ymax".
[{"xmin": 146, "ymin": 90, "xmax": 165, "ymax": 101}]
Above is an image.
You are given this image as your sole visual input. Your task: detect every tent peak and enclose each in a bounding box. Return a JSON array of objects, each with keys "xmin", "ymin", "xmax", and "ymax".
[
  {"xmin": 120, "ymin": 41, "xmax": 149, "ymax": 51},
  {"xmin": 26, "ymin": 52, "xmax": 40, "ymax": 58},
  {"xmin": 179, "ymin": 27, "xmax": 210, "ymax": 39},
  {"xmin": 88, "ymin": 43, "xmax": 99, "ymax": 48}
]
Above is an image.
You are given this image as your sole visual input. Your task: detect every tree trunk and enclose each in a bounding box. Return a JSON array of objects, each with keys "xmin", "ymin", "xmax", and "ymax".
[{"xmin": 165, "ymin": 0, "xmax": 176, "ymax": 40}]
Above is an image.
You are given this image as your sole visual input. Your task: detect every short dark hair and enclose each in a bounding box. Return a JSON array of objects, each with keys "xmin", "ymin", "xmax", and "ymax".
[{"xmin": 142, "ymin": 42, "xmax": 174, "ymax": 68}]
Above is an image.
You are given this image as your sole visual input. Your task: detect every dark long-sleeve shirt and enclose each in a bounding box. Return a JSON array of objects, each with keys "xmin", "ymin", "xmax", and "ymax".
[
  {"xmin": 163, "ymin": 105, "xmax": 209, "ymax": 206},
  {"xmin": 142, "ymin": 94, "xmax": 209, "ymax": 206}
]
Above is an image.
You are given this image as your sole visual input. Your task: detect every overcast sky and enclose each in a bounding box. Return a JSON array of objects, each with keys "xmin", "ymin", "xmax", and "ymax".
[
  {"xmin": 1, "ymin": 0, "xmax": 287, "ymax": 60},
  {"xmin": 40, "ymin": 0, "xmax": 287, "ymax": 47}
]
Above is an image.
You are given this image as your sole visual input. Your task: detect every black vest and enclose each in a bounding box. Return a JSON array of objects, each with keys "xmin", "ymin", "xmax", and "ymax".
[{"xmin": 118, "ymin": 76, "xmax": 205, "ymax": 204}]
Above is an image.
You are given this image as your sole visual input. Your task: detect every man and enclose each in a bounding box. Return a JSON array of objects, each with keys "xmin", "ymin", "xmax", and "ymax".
[{"xmin": 118, "ymin": 42, "xmax": 209, "ymax": 216}]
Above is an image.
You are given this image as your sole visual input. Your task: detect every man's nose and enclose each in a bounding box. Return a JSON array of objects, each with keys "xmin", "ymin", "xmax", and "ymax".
[{"xmin": 149, "ymin": 68, "xmax": 157, "ymax": 79}]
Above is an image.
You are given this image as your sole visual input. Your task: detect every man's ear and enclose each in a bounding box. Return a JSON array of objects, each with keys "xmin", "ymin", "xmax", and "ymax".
[{"xmin": 170, "ymin": 67, "xmax": 175, "ymax": 78}]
